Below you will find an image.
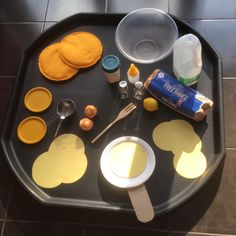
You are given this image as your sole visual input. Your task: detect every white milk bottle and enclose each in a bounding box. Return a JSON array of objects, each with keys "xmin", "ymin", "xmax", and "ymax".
[{"xmin": 173, "ymin": 33, "xmax": 202, "ymax": 86}]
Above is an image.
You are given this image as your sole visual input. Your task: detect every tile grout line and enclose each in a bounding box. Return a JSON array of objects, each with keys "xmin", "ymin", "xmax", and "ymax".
[
  {"xmin": 234, "ymin": 0, "xmax": 236, "ymax": 17},
  {"xmin": 82, "ymin": 223, "xmax": 170, "ymax": 233},
  {"xmin": 226, "ymin": 147, "xmax": 236, "ymax": 150},
  {"xmin": 0, "ymin": 219, "xmax": 170, "ymax": 233},
  {"xmin": 0, "ymin": 76, "xmax": 15, "ymax": 78},
  {"xmin": 223, "ymin": 77, "xmax": 236, "ymax": 79},
  {"xmin": 41, "ymin": 0, "xmax": 50, "ymax": 33},
  {"xmin": 0, "ymin": 22, "xmax": 43, "ymax": 24},
  {"xmin": 105, "ymin": 0, "xmax": 108, "ymax": 13},
  {"xmin": 171, "ymin": 230, "xmax": 236, "ymax": 236},
  {"xmin": 0, "ymin": 222, "xmax": 4, "ymax": 236},
  {"xmin": 82, "ymin": 228, "xmax": 86, "ymax": 236},
  {"xmin": 0, "ymin": 182, "xmax": 14, "ymax": 236},
  {"xmin": 181, "ymin": 18, "xmax": 236, "ymax": 21}
]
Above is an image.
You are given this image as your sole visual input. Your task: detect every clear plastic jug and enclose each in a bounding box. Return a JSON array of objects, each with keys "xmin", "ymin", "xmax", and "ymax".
[{"xmin": 173, "ymin": 34, "xmax": 202, "ymax": 86}]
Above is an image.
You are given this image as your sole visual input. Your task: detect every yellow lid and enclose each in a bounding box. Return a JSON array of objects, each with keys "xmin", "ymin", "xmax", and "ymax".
[
  {"xmin": 17, "ymin": 116, "xmax": 47, "ymax": 144},
  {"xmin": 24, "ymin": 87, "xmax": 52, "ymax": 112},
  {"xmin": 128, "ymin": 63, "xmax": 139, "ymax": 76}
]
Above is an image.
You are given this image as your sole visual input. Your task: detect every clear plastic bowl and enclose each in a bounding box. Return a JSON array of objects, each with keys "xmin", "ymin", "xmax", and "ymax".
[{"xmin": 115, "ymin": 8, "xmax": 178, "ymax": 64}]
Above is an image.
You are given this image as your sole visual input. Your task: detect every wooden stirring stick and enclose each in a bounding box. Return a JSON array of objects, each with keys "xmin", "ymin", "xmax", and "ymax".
[{"xmin": 91, "ymin": 103, "xmax": 136, "ymax": 144}]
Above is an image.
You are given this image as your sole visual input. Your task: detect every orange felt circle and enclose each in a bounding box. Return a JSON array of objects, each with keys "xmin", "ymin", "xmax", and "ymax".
[
  {"xmin": 38, "ymin": 42, "xmax": 78, "ymax": 81},
  {"xmin": 17, "ymin": 116, "xmax": 47, "ymax": 144},
  {"xmin": 24, "ymin": 87, "xmax": 52, "ymax": 112},
  {"xmin": 59, "ymin": 32, "xmax": 103, "ymax": 68}
]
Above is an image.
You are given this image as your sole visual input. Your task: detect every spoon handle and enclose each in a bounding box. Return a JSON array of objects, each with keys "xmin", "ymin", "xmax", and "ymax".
[
  {"xmin": 46, "ymin": 114, "xmax": 59, "ymax": 126},
  {"xmin": 54, "ymin": 119, "xmax": 63, "ymax": 138}
]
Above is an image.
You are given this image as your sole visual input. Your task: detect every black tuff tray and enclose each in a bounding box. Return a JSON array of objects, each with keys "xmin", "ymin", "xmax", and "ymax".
[{"xmin": 1, "ymin": 13, "xmax": 225, "ymax": 216}]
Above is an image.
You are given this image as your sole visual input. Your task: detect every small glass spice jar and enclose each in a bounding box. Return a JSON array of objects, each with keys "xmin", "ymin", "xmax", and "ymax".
[
  {"xmin": 133, "ymin": 81, "xmax": 145, "ymax": 100},
  {"xmin": 101, "ymin": 55, "xmax": 120, "ymax": 84},
  {"xmin": 118, "ymin": 80, "xmax": 129, "ymax": 99}
]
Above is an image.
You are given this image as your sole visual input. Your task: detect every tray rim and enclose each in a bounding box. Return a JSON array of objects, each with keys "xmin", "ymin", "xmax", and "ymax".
[{"xmin": 0, "ymin": 12, "xmax": 226, "ymax": 216}]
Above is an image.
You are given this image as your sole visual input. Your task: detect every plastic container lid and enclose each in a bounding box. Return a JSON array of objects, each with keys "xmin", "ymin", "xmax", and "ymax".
[
  {"xmin": 17, "ymin": 116, "xmax": 47, "ymax": 144},
  {"xmin": 101, "ymin": 55, "xmax": 120, "ymax": 73},
  {"xmin": 24, "ymin": 87, "xmax": 52, "ymax": 112}
]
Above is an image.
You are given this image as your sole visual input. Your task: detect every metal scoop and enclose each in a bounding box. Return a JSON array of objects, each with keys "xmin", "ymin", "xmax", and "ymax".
[{"xmin": 54, "ymin": 99, "xmax": 75, "ymax": 138}]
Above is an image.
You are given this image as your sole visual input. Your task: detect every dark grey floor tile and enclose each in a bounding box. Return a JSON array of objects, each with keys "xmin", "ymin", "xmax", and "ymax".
[
  {"xmin": 6, "ymin": 181, "xmax": 85, "ymax": 223},
  {"xmin": 0, "ymin": 24, "xmax": 42, "ymax": 76},
  {"xmin": 84, "ymin": 208, "xmax": 170, "ymax": 230},
  {"xmin": 3, "ymin": 222, "xmax": 84, "ymax": 236},
  {"xmin": 107, "ymin": 0, "xmax": 168, "ymax": 13},
  {"xmin": 0, "ymin": 149, "xmax": 14, "ymax": 219},
  {"xmin": 168, "ymin": 161, "xmax": 223, "ymax": 233},
  {"xmin": 0, "ymin": 222, "xmax": 3, "ymax": 232},
  {"xmin": 85, "ymin": 226, "xmax": 169, "ymax": 236},
  {"xmin": 0, "ymin": 77, "xmax": 15, "ymax": 128},
  {"xmin": 43, "ymin": 22, "xmax": 57, "ymax": 32},
  {"xmin": 0, "ymin": 76, "xmax": 15, "ymax": 219},
  {"xmin": 0, "ymin": 0, "xmax": 48, "ymax": 22},
  {"xmin": 170, "ymin": 0, "xmax": 236, "ymax": 19},
  {"xmin": 171, "ymin": 232, "xmax": 221, "ymax": 236},
  {"xmin": 170, "ymin": 149, "xmax": 236, "ymax": 234},
  {"xmin": 186, "ymin": 20, "xmax": 236, "ymax": 77},
  {"xmin": 46, "ymin": 0, "xmax": 106, "ymax": 21},
  {"xmin": 7, "ymin": 179, "xmax": 169, "ymax": 228},
  {"xmin": 223, "ymin": 79, "xmax": 236, "ymax": 148}
]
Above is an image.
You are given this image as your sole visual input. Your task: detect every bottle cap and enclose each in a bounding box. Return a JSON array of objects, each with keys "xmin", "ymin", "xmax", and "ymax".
[
  {"xmin": 102, "ymin": 55, "xmax": 120, "ymax": 73},
  {"xmin": 128, "ymin": 63, "xmax": 139, "ymax": 76},
  {"xmin": 134, "ymin": 81, "xmax": 143, "ymax": 89},
  {"xmin": 119, "ymin": 80, "xmax": 127, "ymax": 88}
]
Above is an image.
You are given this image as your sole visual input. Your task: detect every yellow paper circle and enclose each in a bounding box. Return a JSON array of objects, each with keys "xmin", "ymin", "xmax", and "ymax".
[{"xmin": 108, "ymin": 141, "xmax": 148, "ymax": 178}]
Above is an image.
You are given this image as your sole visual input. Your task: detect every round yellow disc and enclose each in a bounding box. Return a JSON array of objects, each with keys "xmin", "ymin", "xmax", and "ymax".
[
  {"xmin": 32, "ymin": 149, "xmax": 87, "ymax": 188},
  {"xmin": 32, "ymin": 134, "xmax": 88, "ymax": 188},
  {"xmin": 17, "ymin": 116, "xmax": 47, "ymax": 144},
  {"xmin": 49, "ymin": 133, "xmax": 85, "ymax": 152},
  {"xmin": 32, "ymin": 152, "xmax": 63, "ymax": 188},
  {"xmin": 152, "ymin": 119, "xmax": 202, "ymax": 153},
  {"xmin": 108, "ymin": 141, "xmax": 148, "ymax": 178},
  {"xmin": 173, "ymin": 151, "xmax": 207, "ymax": 179},
  {"xmin": 59, "ymin": 32, "xmax": 103, "ymax": 68},
  {"xmin": 24, "ymin": 87, "xmax": 52, "ymax": 112},
  {"xmin": 152, "ymin": 119, "xmax": 206, "ymax": 179}
]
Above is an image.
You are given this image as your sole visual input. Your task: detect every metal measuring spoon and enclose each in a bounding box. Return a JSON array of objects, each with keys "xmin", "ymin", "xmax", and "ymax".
[{"xmin": 54, "ymin": 99, "xmax": 75, "ymax": 138}]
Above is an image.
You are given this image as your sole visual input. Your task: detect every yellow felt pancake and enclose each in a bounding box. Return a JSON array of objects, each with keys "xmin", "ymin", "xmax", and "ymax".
[
  {"xmin": 173, "ymin": 150, "xmax": 207, "ymax": 179},
  {"xmin": 32, "ymin": 134, "xmax": 87, "ymax": 188},
  {"xmin": 108, "ymin": 141, "xmax": 148, "ymax": 178},
  {"xmin": 38, "ymin": 42, "xmax": 78, "ymax": 81},
  {"xmin": 59, "ymin": 32, "xmax": 103, "ymax": 68},
  {"xmin": 152, "ymin": 119, "xmax": 202, "ymax": 153}
]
